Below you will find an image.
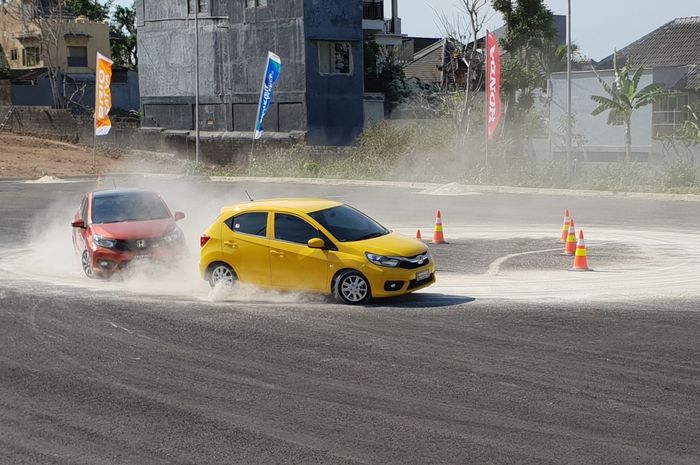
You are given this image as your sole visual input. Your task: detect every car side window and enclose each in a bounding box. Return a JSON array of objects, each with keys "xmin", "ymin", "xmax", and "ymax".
[
  {"xmin": 225, "ymin": 212, "xmax": 267, "ymax": 237},
  {"xmin": 274, "ymin": 213, "xmax": 321, "ymax": 245}
]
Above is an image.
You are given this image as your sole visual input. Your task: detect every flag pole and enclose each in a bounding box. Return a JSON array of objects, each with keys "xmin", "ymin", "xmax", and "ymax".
[{"xmin": 194, "ymin": 3, "xmax": 200, "ymax": 164}]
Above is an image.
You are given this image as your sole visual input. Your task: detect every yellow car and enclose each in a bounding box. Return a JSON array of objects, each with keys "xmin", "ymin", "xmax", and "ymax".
[{"xmin": 199, "ymin": 198, "xmax": 435, "ymax": 304}]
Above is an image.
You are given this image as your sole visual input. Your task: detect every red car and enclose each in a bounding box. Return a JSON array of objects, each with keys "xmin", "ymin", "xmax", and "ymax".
[{"xmin": 71, "ymin": 188, "xmax": 186, "ymax": 278}]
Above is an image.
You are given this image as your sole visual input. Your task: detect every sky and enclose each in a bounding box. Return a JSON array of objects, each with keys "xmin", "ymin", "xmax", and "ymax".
[
  {"xmin": 113, "ymin": 0, "xmax": 698, "ymax": 61},
  {"xmin": 392, "ymin": 0, "xmax": 699, "ymax": 61}
]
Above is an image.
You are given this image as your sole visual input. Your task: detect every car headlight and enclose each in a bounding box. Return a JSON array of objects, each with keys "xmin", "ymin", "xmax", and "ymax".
[
  {"xmin": 161, "ymin": 227, "xmax": 183, "ymax": 244},
  {"xmin": 93, "ymin": 234, "xmax": 116, "ymax": 248},
  {"xmin": 366, "ymin": 252, "xmax": 400, "ymax": 267}
]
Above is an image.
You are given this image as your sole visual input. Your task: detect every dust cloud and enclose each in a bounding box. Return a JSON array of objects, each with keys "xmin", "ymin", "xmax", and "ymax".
[{"xmin": 8, "ymin": 174, "xmax": 330, "ymax": 305}]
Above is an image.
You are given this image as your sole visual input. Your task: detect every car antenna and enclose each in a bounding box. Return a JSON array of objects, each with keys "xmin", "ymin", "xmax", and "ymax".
[{"xmin": 245, "ymin": 190, "xmax": 254, "ymax": 202}]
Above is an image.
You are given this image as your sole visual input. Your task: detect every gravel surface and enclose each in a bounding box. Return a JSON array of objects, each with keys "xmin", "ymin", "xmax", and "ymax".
[{"xmin": 0, "ymin": 178, "xmax": 698, "ymax": 464}]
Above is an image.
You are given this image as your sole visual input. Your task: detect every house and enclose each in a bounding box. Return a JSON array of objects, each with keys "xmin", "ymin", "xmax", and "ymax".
[
  {"xmin": 0, "ymin": 1, "xmax": 110, "ymax": 73},
  {"xmin": 136, "ymin": 0, "xmax": 403, "ymax": 146},
  {"xmin": 548, "ymin": 17, "xmax": 700, "ymax": 162},
  {"xmin": 0, "ymin": 0, "xmax": 117, "ymax": 109},
  {"xmin": 403, "ymin": 15, "xmax": 567, "ymax": 91}
]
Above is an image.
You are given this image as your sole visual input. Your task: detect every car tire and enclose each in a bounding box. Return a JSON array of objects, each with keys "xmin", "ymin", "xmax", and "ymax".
[
  {"xmin": 207, "ymin": 262, "xmax": 237, "ymax": 288},
  {"xmin": 333, "ymin": 270, "xmax": 371, "ymax": 305},
  {"xmin": 81, "ymin": 249, "xmax": 94, "ymax": 279}
]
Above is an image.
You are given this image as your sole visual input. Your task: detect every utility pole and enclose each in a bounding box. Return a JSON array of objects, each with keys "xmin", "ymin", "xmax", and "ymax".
[
  {"xmin": 566, "ymin": 0, "xmax": 573, "ymax": 179},
  {"xmin": 194, "ymin": 1, "xmax": 200, "ymax": 164}
]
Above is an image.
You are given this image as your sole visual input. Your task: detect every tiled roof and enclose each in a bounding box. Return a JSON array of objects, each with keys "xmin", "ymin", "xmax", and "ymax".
[
  {"xmin": 681, "ymin": 65, "xmax": 700, "ymax": 90},
  {"xmin": 597, "ymin": 17, "xmax": 700, "ymax": 70}
]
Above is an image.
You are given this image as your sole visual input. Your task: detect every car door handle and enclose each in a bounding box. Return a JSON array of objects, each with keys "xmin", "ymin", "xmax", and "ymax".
[
  {"xmin": 223, "ymin": 240, "xmax": 238, "ymax": 248},
  {"xmin": 270, "ymin": 250, "xmax": 284, "ymax": 257}
]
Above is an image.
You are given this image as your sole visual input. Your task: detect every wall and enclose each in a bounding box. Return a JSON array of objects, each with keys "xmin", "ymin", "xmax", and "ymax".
[
  {"xmin": 303, "ymin": 0, "xmax": 364, "ymax": 146},
  {"xmin": 9, "ymin": 70, "xmax": 139, "ymax": 112},
  {"xmin": 0, "ymin": 105, "xmax": 79, "ymax": 141},
  {"xmin": 0, "ymin": 80, "xmax": 11, "ymax": 105},
  {"xmin": 548, "ymin": 69, "xmax": 655, "ymax": 161},
  {"xmin": 136, "ymin": 0, "xmax": 307, "ymax": 134}
]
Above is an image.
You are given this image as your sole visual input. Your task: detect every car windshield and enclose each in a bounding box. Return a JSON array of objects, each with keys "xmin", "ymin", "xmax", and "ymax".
[
  {"xmin": 309, "ymin": 204, "xmax": 389, "ymax": 242},
  {"xmin": 92, "ymin": 192, "xmax": 171, "ymax": 224}
]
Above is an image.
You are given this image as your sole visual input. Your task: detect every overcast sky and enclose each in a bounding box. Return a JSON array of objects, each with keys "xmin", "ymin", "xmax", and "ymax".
[
  {"xmin": 394, "ymin": 0, "xmax": 699, "ymax": 61},
  {"xmin": 116, "ymin": 0, "xmax": 698, "ymax": 61}
]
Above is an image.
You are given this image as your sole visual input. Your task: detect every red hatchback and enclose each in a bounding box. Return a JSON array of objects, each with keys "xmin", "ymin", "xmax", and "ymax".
[{"xmin": 71, "ymin": 188, "xmax": 186, "ymax": 278}]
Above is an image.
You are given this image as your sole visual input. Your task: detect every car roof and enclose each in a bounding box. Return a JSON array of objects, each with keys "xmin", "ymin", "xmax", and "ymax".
[
  {"xmin": 221, "ymin": 198, "xmax": 343, "ymax": 215},
  {"xmin": 91, "ymin": 188, "xmax": 160, "ymax": 199}
]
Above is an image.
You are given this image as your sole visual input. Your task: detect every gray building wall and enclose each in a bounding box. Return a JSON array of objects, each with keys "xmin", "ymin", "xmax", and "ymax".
[
  {"xmin": 548, "ymin": 69, "xmax": 655, "ymax": 161},
  {"xmin": 136, "ymin": 0, "xmax": 364, "ymax": 145}
]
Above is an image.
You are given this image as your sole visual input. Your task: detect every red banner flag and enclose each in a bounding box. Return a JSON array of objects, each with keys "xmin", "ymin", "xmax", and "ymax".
[{"xmin": 486, "ymin": 31, "xmax": 501, "ymax": 141}]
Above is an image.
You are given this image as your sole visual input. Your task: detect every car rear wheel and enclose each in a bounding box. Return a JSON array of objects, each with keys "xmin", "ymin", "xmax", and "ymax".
[
  {"xmin": 81, "ymin": 249, "xmax": 94, "ymax": 278},
  {"xmin": 334, "ymin": 270, "xmax": 371, "ymax": 305},
  {"xmin": 208, "ymin": 263, "xmax": 237, "ymax": 288}
]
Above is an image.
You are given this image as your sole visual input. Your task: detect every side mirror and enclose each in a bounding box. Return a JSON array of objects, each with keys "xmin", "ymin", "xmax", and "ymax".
[
  {"xmin": 307, "ymin": 238, "xmax": 326, "ymax": 249},
  {"xmin": 174, "ymin": 211, "xmax": 185, "ymax": 221},
  {"xmin": 71, "ymin": 219, "xmax": 85, "ymax": 229}
]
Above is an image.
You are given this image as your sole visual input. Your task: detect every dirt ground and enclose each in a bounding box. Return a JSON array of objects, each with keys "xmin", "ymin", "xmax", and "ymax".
[{"xmin": 0, "ymin": 133, "xmax": 191, "ymax": 179}]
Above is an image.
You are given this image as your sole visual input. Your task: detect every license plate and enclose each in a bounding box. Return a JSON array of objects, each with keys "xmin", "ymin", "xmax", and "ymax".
[
  {"xmin": 416, "ymin": 270, "xmax": 430, "ymax": 281},
  {"xmin": 132, "ymin": 255, "xmax": 150, "ymax": 261}
]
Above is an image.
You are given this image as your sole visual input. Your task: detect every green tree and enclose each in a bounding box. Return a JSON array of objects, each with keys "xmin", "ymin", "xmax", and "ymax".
[
  {"xmin": 492, "ymin": 0, "xmax": 555, "ymax": 118},
  {"xmin": 66, "ymin": 0, "xmax": 112, "ymax": 22},
  {"xmin": 110, "ymin": 2, "xmax": 137, "ymax": 68},
  {"xmin": 591, "ymin": 52, "xmax": 674, "ymax": 162},
  {"xmin": 363, "ymin": 40, "xmax": 410, "ymax": 115}
]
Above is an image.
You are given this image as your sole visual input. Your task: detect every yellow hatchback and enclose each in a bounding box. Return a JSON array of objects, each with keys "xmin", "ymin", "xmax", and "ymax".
[{"xmin": 199, "ymin": 198, "xmax": 435, "ymax": 304}]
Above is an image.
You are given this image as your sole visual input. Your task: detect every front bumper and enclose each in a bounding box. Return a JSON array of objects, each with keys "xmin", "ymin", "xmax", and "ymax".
[
  {"xmin": 362, "ymin": 262, "xmax": 436, "ymax": 298},
  {"xmin": 89, "ymin": 241, "xmax": 186, "ymax": 276}
]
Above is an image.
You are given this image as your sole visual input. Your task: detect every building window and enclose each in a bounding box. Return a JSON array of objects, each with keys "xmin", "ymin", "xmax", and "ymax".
[
  {"xmin": 10, "ymin": 49, "xmax": 18, "ymax": 61},
  {"xmin": 318, "ymin": 42, "xmax": 352, "ymax": 75},
  {"xmin": 67, "ymin": 46, "xmax": 88, "ymax": 67},
  {"xmin": 23, "ymin": 47, "xmax": 40, "ymax": 67},
  {"xmin": 245, "ymin": 0, "xmax": 267, "ymax": 7},
  {"xmin": 188, "ymin": 0, "xmax": 209, "ymax": 14},
  {"xmin": 653, "ymin": 93, "xmax": 690, "ymax": 137}
]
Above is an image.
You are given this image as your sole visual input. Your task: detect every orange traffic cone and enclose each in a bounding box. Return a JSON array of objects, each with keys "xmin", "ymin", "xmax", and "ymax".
[
  {"xmin": 416, "ymin": 229, "xmax": 422, "ymax": 241},
  {"xmin": 572, "ymin": 229, "xmax": 592, "ymax": 271},
  {"xmin": 564, "ymin": 218, "xmax": 577, "ymax": 255},
  {"xmin": 560, "ymin": 208, "xmax": 571, "ymax": 242},
  {"xmin": 432, "ymin": 210, "xmax": 446, "ymax": 244}
]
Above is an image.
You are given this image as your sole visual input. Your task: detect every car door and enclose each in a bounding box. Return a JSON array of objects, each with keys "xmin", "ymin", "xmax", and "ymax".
[
  {"xmin": 220, "ymin": 211, "xmax": 271, "ymax": 287},
  {"xmin": 270, "ymin": 212, "xmax": 330, "ymax": 291}
]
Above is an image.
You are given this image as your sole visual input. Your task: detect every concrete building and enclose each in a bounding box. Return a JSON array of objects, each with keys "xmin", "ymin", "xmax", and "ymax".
[
  {"xmin": 0, "ymin": 0, "xmax": 123, "ymax": 110},
  {"xmin": 136, "ymin": 0, "xmax": 401, "ymax": 146},
  {"xmin": 548, "ymin": 17, "xmax": 700, "ymax": 162}
]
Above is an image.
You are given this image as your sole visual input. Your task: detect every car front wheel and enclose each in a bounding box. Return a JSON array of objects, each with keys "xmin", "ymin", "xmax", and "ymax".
[
  {"xmin": 81, "ymin": 249, "xmax": 94, "ymax": 278},
  {"xmin": 208, "ymin": 263, "xmax": 237, "ymax": 288},
  {"xmin": 333, "ymin": 270, "xmax": 371, "ymax": 305}
]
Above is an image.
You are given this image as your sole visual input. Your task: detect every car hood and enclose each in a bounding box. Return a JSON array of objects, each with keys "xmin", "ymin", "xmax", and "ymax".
[
  {"xmin": 91, "ymin": 218, "xmax": 175, "ymax": 240},
  {"xmin": 353, "ymin": 231, "xmax": 427, "ymax": 257}
]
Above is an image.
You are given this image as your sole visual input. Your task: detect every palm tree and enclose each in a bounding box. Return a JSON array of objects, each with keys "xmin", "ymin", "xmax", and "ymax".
[{"xmin": 591, "ymin": 52, "xmax": 674, "ymax": 162}]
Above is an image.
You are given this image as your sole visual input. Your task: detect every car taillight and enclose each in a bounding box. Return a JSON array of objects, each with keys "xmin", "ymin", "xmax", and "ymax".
[{"xmin": 200, "ymin": 234, "xmax": 210, "ymax": 247}]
